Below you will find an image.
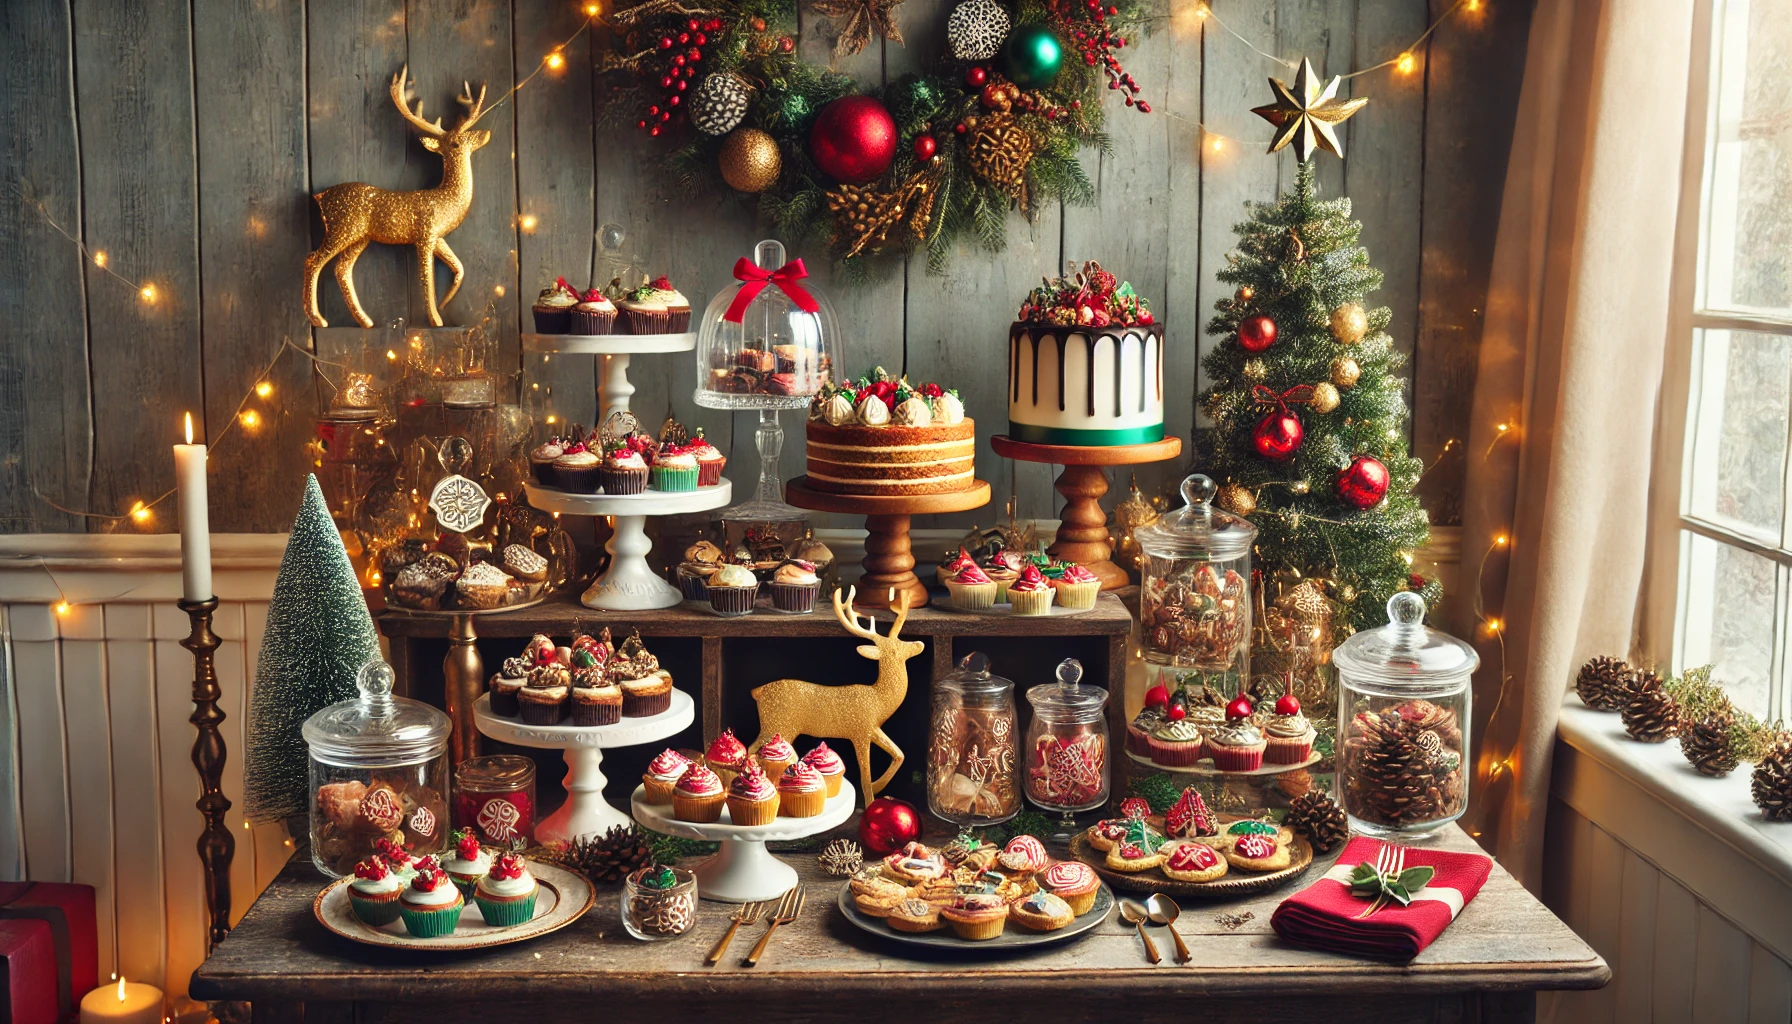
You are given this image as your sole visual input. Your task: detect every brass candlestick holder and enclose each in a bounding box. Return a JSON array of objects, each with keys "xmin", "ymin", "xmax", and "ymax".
[{"xmin": 179, "ymin": 597, "xmax": 236, "ymax": 952}]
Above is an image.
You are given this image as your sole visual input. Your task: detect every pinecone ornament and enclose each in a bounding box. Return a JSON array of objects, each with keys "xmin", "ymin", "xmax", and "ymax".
[
  {"xmin": 1575, "ymin": 655, "xmax": 1634, "ymax": 711},
  {"xmin": 1284, "ymin": 790, "xmax": 1349, "ymax": 853},
  {"xmin": 1681, "ymin": 709, "xmax": 1741, "ymax": 777},
  {"xmin": 690, "ymin": 73, "xmax": 751, "ymax": 136},
  {"xmin": 1752, "ymin": 739, "xmax": 1792, "ymax": 821},
  {"xmin": 946, "ymin": 0, "xmax": 1010, "ymax": 60},
  {"xmin": 818, "ymin": 838, "xmax": 864, "ymax": 876},
  {"xmin": 965, "ymin": 113, "xmax": 1035, "ymax": 207},
  {"xmin": 1621, "ymin": 671, "xmax": 1680, "ymax": 743},
  {"xmin": 563, "ymin": 824, "xmax": 654, "ymax": 884}
]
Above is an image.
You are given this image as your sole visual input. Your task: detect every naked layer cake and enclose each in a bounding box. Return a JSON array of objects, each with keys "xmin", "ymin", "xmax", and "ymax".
[{"xmin": 805, "ymin": 367, "xmax": 975, "ymax": 497}]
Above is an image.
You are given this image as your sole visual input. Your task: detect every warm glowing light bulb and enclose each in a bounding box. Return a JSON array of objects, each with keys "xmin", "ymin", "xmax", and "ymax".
[
  {"xmin": 1396, "ymin": 52, "xmax": 1415, "ymax": 74},
  {"xmin": 1493, "ymin": 533, "xmax": 1509, "ymax": 548},
  {"xmin": 531, "ymin": 382, "xmax": 541, "ymax": 390},
  {"xmin": 255, "ymin": 381, "xmax": 273, "ymax": 398},
  {"xmin": 139, "ymin": 283, "xmax": 158, "ymax": 303},
  {"xmin": 386, "ymin": 349, "xmax": 398, "ymax": 361},
  {"xmin": 1495, "ymin": 422, "xmax": 1510, "ymax": 433},
  {"xmin": 494, "ymin": 284, "xmax": 506, "ymax": 296},
  {"xmin": 1484, "ymin": 617, "xmax": 1504, "ymax": 635},
  {"xmin": 240, "ymin": 410, "xmax": 261, "ymax": 429},
  {"xmin": 130, "ymin": 501, "xmax": 151, "ymax": 523},
  {"xmin": 519, "ymin": 214, "xmax": 538, "ymax": 231},
  {"xmin": 1209, "ymin": 136, "xmax": 1224, "ymax": 153},
  {"xmin": 545, "ymin": 51, "xmax": 565, "ymax": 70},
  {"xmin": 54, "ymin": 601, "xmax": 71, "ymax": 616},
  {"xmin": 545, "ymin": 414, "xmax": 558, "ymax": 424},
  {"xmin": 583, "ymin": 0, "xmax": 600, "ymax": 13},
  {"xmin": 1194, "ymin": 1, "xmax": 1208, "ymax": 16},
  {"xmin": 93, "ymin": 250, "xmax": 108, "ymax": 267},
  {"xmin": 1465, "ymin": 0, "xmax": 1480, "ymax": 10}
]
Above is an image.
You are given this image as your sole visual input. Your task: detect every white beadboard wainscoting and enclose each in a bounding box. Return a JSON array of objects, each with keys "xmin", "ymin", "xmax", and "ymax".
[
  {"xmin": 1542, "ymin": 702, "xmax": 1792, "ymax": 1023},
  {"xmin": 0, "ymin": 525, "xmax": 1462, "ymax": 1002}
]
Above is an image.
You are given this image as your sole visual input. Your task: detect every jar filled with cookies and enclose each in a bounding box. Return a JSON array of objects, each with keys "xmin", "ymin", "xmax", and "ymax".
[
  {"xmin": 1024, "ymin": 659, "xmax": 1110, "ymax": 814},
  {"xmin": 1135, "ymin": 474, "xmax": 1255, "ymax": 694},
  {"xmin": 927, "ymin": 653, "xmax": 1020, "ymax": 826},
  {"xmin": 304, "ymin": 658, "xmax": 453, "ymax": 877},
  {"xmin": 1333, "ymin": 592, "xmax": 1478, "ymax": 839}
]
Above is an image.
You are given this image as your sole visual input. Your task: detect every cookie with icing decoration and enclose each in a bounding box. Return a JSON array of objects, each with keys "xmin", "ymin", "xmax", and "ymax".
[
  {"xmin": 1224, "ymin": 832, "xmax": 1291, "ymax": 871},
  {"xmin": 1161, "ymin": 840, "xmax": 1228, "ymax": 883}
]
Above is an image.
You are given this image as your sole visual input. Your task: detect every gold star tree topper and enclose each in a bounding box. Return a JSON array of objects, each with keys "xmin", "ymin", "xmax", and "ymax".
[{"xmin": 1251, "ymin": 57, "xmax": 1368, "ymax": 161}]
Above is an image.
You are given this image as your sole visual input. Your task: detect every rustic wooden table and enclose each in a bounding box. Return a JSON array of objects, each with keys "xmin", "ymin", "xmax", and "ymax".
[{"xmin": 192, "ymin": 823, "xmax": 1606, "ymax": 1023}]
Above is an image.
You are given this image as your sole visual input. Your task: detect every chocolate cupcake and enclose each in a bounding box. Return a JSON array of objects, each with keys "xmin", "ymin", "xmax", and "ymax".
[
  {"xmin": 599, "ymin": 441, "xmax": 649, "ymax": 495},
  {"xmin": 617, "ymin": 283, "xmax": 669, "ymax": 334},
  {"xmin": 570, "ymin": 288, "xmax": 617, "ymax": 335},
  {"xmin": 552, "ymin": 443, "xmax": 602, "ymax": 493},
  {"xmin": 767, "ymin": 559, "xmax": 821, "ymax": 613},
  {"xmin": 646, "ymin": 275, "xmax": 690, "ymax": 332},
  {"xmin": 570, "ymin": 677, "xmax": 623, "ymax": 726},
  {"xmin": 705, "ymin": 563, "xmax": 759, "ymax": 617},
  {"xmin": 532, "ymin": 277, "xmax": 579, "ymax": 334},
  {"xmin": 487, "ymin": 652, "xmax": 530, "ymax": 717},
  {"xmin": 677, "ymin": 540, "xmax": 724, "ymax": 601},
  {"xmin": 609, "ymin": 630, "xmax": 674, "ymax": 717},
  {"xmin": 528, "ymin": 438, "xmax": 567, "ymax": 486},
  {"xmin": 518, "ymin": 660, "xmax": 569, "ymax": 725}
]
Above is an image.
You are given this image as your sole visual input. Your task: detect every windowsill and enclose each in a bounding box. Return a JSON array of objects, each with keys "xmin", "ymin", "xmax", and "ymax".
[{"xmin": 1554, "ymin": 697, "xmax": 1792, "ymax": 955}]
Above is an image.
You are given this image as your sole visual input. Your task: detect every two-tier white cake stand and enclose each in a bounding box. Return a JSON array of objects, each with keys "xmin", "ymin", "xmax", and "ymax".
[
  {"xmin": 473, "ymin": 691, "xmax": 695, "ymax": 841},
  {"xmin": 631, "ymin": 781, "xmax": 856, "ymax": 902},
  {"xmin": 523, "ymin": 330, "xmax": 729, "ymax": 610}
]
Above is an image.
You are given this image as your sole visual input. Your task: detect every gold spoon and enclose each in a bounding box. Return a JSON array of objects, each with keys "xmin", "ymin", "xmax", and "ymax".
[{"xmin": 1118, "ymin": 899, "xmax": 1162, "ymax": 964}]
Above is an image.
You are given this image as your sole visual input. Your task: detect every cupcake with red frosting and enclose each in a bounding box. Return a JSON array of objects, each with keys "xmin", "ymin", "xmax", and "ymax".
[
  {"xmin": 687, "ymin": 428, "xmax": 727, "ymax": 486},
  {"xmin": 755, "ymin": 733, "xmax": 798, "ymax": 779},
  {"xmin": 441, "ymin": 828, "xmax": 494, "ymax": 897},
  {"xmin": 705, "ymin": 728, "xmax": 751, "ymax": 788},
  {"xmin": 571, "ymin": 288, "xmax": 616, "ymax": 335},
  {"xmin": 1046, "ymin": 561, "xmax": 1101, "ymax": 610},
  {"xmin": 641, "ymin": 748, "xmax": 691, "ymax": 805},
  {"xmin": 398, "ymin": 858, "xmax": 463, "ymax": 937},
  {"xmin": 1006, "ymin": 564, "xmax": 1056, "ymax": 616},
  {"xmin": 727, "ymin": 763, "xmax": 779, "ymax": 826},
  {"xmin": 943, "ymin": 550, "xmax": 998, "ymax": 611},
  {"xmin": 473, "ymin": 852, "xmax": 538, "ymax": 927},
  {"xmin": 650, "ymin": 442, "xmax": 700, "ymax": 492},
  {"xmin": 802, "ymin": 742, "xmax": 846, "ymax": 798},
  {"xmin": 600, "ymin": 439, "xmax": 650, "ymax": 495},
  {"xmin": 672, "ymin": 763, "xmax": 725, "ymax": 823},
  {"xmin": 776, "ymin": 761, "xmax": 827, "ymax": 817},
  {"xmin": 1038, "ymin": 860, "xmax": 1100, "ymax": 916}
]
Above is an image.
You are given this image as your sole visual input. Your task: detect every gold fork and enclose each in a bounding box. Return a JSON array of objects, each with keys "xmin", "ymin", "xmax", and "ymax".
[
  {"xmin": 743, "ymin": 885, "xmax": 805, "ymax": 967},
  {"xmin": 706, "ymin": 900, "xmax": 765, "ymax": 966}
]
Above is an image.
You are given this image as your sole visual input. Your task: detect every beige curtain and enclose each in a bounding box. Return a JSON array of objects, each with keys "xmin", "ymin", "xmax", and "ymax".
[{"xmin": 1454, "ymin": 0, "xmax": 1694, "ymax": 890}]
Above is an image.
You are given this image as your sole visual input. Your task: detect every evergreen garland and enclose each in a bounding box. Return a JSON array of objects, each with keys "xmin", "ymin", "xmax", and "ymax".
[
  {"xmin": 602, "ymin": 0, "xmax": 1144, "ymax": 277},
  {"xmin": 243, "ymin": 475, "xmax": 382, "ymax": 824},
  {"xmin": 1196, "ymin": 160, "xmax": 1433, "ymax": 632}
]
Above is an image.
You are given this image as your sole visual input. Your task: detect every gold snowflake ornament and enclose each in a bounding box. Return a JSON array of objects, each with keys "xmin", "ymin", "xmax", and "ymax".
[{"xmin": 1251, "ymin": 57, "xmax": 1367, "ymax": 162}]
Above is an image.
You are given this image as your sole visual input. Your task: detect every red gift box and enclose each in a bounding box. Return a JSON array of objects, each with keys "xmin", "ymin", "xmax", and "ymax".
[
  {"xmin": 0, "ymin": 883, "xmax": 97, "ymax": 1017},
  {"xmin": 1270, "ymin": 836, "xmax": 1493, "ymax": 961},
  {"xmin": 0, "ymin": 919, "xmax": 60, "ymax": 1024}
]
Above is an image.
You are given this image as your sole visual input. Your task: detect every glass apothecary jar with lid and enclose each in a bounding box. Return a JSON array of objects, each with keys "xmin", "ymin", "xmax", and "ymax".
[
  {"xmin": 927, "ymin": 653, "xmax": 1020, "ymax": 826},
  {"xmin": 1134, "ymin": 474, "xmax": 1256, "ymax": 696},
  {"xmin": 1024, "ymin": 659, "xmax": 1110, "ymax": 815},
  {"xmin": 1334, "ymin": 591, "xmax": 1479, "ymax": 839},
  {"xmin": 304, "ymin": 658, "xmax": 453, "ymax": 877}
]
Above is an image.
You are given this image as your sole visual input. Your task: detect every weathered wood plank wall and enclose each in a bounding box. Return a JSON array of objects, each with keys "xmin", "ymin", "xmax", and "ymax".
[{"xmin": 0, "ymin": 0, "xmax": 1528, "ymax": 534}]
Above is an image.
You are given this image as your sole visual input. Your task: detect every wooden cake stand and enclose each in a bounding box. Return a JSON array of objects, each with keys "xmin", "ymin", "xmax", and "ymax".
[
  {"xmin": 784, "ymin": 477, "xmax": 991, "ymax": 609},
  {"xmin": 990, "ymin": 435, "xmax": 1182, "ymax": 591}
]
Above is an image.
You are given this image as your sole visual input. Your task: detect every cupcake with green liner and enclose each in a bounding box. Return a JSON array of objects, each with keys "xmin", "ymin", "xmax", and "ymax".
[
  {"xmin": 473, "ymin": 852, "xmax": 538, "ymax": 927},
  {"xmin": 374, "ymin": 838, "xmax": 420, "ymax": 883},
  {"xmin": 1005, "ymin": 563, "xmax": 1056, "ymax": 616},
  {"xmin": 767, "ymin": 559, "xmax": 821, "ymax": 613},
  {"xmin": 441, "ymin": 828, "xmax": 493, "ymax": 898},
  {"xmin": 532, "ymin": 276, "xmax": 579, "ymax": 334},
  {"xmin": 571, "ymin": 287, "xmax": 617, "ymax": 335},
  {"xmin": 650, "ymin": 443, "xmax": 700, "ymax": 492},
  {"xmin": 688, "ymin": 428, "xmax": 727, "ymax": 486},
  {"xmin": 347, "ymin": 855, "xmax": 405, "ymax": 926},
  {"xmin": 552, "ymin": 442, "xmax": 602, "ymax": 493},
  {"xmin": 528, "ymin": 437, "xmax": 567, "ymax": 485},
  {"xmin": 1047, "ymin": 561, "xmax": 1101, "ymax": 610},
  {"xmin": 399, "ymin": 858, "xmax": 463, "ymax": 937},
  {"xmin": 943, "ymin": 557, "xmax": 998, "ymax": 611},
  {"xmin": 706, "ymin": 563, "xmax": 759, "ymax": 617}
]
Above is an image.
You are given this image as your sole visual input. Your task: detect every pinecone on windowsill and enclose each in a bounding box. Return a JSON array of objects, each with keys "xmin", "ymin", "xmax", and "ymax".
[
  {"xmin": 1751, "ymin": 738, "xmax": 1792, "ymax": 821},
  {"xmin": 1621, "ymin": 671, "xmax": 1679, "ymax": 743},
  {"xmin": 1576, "ymin": 655, "xmax": 1634, "ymax": 712},
  {"xmin": 1283, "ymin": 790, "xmax": 1349, "ymax": 853},
  {"xmin": 1681, "ymin": 709, "xmax": 1741, "ymax": 777}
]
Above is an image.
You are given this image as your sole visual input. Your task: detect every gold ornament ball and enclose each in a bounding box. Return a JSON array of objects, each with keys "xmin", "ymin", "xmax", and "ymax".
[
  {"xmin": 719, "ymin": 128, "xmax": 782, "ymax": 193},
  {"xmin": 1243, "ymin": 358, "xmax": 1268, "ymax": 383},
  {"xmin": 1331, "ymin": 355, "xmax": 1361, "ymax": 389},
  {"xmin": 1329, "ymin": 302, "xmax": 1368, "ymax": 345},
  {"xmin": 1310, "ymin": 381, "xmax": 1340, "ymax": 413},
  {"xmin": 1235, "ymin": 285, "xmax": 1255, "ymax": 303},
  {"xmin": 1217, "ymin": 483, "xmax": 1256, "ymax": 517}
]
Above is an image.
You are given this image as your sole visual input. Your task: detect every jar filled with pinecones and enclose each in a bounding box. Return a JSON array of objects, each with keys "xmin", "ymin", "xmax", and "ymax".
[{"xmin": 1332, "ymin": 592, "xmax": 1479, "ymax": 839}]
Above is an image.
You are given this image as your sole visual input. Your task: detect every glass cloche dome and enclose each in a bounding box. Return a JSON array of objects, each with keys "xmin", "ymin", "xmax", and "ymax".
[{"xmin": 694, "ymin": 239, "xmax": 841, "ymax": 411}]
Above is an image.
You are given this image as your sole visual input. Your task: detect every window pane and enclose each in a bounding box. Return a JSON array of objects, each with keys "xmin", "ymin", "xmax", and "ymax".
[
  {"xmin": 1678, "ymin": 532, "xmax": 1779, "ymax": 720},
  {"xmin": 1702, "ymin": 0, "xmax": 1792, "ymax": 314},
  {"xmin": 1685, "ymin": 329, "xmax": 1790, "ymax": 540}
]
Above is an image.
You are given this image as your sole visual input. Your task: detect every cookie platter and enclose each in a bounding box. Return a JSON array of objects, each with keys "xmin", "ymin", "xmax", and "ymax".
[
  {"xmin": 836, "ymin": 879, "xmax": 1114, "ymax": 951},
  {"xmin": 1068, "ymin": 819, "xmax": 1314, "ymax": 899},
  {"xmin": 314, "ymin": 860, "xmax": 596, "ymax": 950}
]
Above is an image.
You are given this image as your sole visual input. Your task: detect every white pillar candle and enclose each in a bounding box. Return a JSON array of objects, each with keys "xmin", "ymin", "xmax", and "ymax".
[
  {"xmin": 79, "ymin": 977, "xmax": 162, "ymax": 1024},
  {"xmin": 174, "ymin": 411, "xmax": 212, "ymax": 603}
]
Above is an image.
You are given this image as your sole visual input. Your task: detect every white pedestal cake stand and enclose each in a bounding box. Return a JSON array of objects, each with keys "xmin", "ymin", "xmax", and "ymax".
[
  {"xmin": 523, "ymin": 331, "xmax": 697, "ymax": 425},
  {"xmin": 473, "ymin": 691, "xmax": 694, "ymax": 841},
  {"xmin": 631, "ymin": 781, "xmax": 856, "ymax": 903},
  {"xmin": 525, "ymin": 482, "xmax": 731, "ymax": 609}
]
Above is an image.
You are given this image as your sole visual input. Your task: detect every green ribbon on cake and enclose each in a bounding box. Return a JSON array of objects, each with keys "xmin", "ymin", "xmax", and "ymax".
[{"xmin": 1008, "ymin": 423, "xmax": 1166, "ymax": 446}]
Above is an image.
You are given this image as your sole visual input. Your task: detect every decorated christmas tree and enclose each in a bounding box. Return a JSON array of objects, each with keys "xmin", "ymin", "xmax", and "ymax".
[
  {"xmin": 1195, "ymin": 159, "xmax": 1433, "ymax": 635},
  {"xmin": 243, "ymin": 474, "xmax": 381, "ymax": 824}
]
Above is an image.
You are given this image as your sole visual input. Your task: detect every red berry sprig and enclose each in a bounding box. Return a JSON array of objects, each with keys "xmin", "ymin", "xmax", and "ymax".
[
  {"xmin": 635, "ymin": 17, "xmax": 726, "ymax": 134},
  {"xmin": 1046, "ymin": 0, "xmax": 1148, "ymax": 113}
]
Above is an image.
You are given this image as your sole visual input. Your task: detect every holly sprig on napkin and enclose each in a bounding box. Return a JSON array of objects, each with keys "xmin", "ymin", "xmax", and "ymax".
[{"xmin": 1348, "ymin": 861, "xmax": 1436, "ymax": 910}]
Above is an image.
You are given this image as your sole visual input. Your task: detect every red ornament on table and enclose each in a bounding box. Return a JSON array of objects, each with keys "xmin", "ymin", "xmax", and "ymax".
[
  {"xmin": 859, "ymin": 796, "xmax": 922, "ymax": 855},
  {"xmin": 912, "ymin": 133, "xmax": 938, "ymax": 162},
  {"xmin": 809, "ymin": 95, "xmax": 898, "ymax": 184},
  {"xmin": 1252, "ymin": 408, "xmax": 1303, "ymax": 461},
  {"xmin": 1238, "ymin": 314, "xmax": 1278, "ymax": 352},
  {"xmin": 1336, "ymin": 454, "xmax": 1390, "ymax": 509}
]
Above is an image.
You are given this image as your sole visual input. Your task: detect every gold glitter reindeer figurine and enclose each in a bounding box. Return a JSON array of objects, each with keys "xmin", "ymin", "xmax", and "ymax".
[
  {"xmin": 749, "ymin": 586, "xmax": 922, "ymax": 804},
  {"xmin": 303, "ymin": 65, "xmax": 492, "ymax": 328}
]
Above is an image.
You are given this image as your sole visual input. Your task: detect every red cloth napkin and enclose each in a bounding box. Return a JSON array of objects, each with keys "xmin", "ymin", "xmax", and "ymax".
[{"xmin": 1270, "ymin": 836, "xmax": 1493, "ymax": 961}]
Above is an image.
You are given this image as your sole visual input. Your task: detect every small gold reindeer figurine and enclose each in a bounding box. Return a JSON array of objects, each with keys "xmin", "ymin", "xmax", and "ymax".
[
  {"xmin": 303, "ymin": 65, "xmax": 492, "ymax": 328},
  {"xmin": 750, "ymin": 586, "xmax": 922, "ymax": 803}
]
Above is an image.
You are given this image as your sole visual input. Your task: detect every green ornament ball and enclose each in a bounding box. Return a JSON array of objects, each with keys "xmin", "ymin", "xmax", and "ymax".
[{"xmin": 1002, "ymin": 24, "xmax": 1064, "ymax": 89}]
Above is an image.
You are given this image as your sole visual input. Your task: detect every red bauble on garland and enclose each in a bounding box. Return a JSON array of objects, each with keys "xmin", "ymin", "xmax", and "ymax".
[
  {"xmin": 809, "ymin": 95, "xmax": 898, "ymax": 184},
  {"xmin": 912, "ymin": 133, "xmax": 938, "ymax": 162},
  {"xmin": 1336, "ymin": 454, "xmax": 1390, "ymax": 509},
  {"xmin": 1252, "ymin": 408, "xmax": 1303, "ymax": 461},
  {"xmin": 858, "ymin": 795, "xmax": 922, "ymax": 855},
  {"xmin": 1238, "ymin": 314, "xmax": 1278, "ymax": 352}
]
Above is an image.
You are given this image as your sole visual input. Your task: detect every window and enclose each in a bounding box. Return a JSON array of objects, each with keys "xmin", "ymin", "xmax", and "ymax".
[{"xmin": 1653, "ymin": 0, "xmax": 1792, "ymax": 721}]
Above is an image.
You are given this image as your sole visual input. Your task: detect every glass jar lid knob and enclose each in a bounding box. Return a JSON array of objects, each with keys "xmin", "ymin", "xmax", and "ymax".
[
  {"xmin": 1056, "ymin": 657, "xmax": 1084, "ymax": 688},
  {"xmin": 1386, "ymin": 591, "xmax": 1427, "ymax": 649},
  {"xmin": 1184, "ymin": 474, "xmax": 1217, "ymax": 522},
  {"xmin": 958, "ymin": 651, "xmax": 991, "ymax": 678},
  {"xmin": 359, "ymin": 657, "xmax": 397, "ymax": 720}
]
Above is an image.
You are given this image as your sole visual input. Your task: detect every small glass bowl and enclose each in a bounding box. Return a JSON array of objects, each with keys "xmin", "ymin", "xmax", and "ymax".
[{"xmin": 621, "ymin": 866, "xmax": 698, "ymax": 940}]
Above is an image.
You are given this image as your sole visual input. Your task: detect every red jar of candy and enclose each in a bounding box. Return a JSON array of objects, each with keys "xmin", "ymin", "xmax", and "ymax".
[
  {"xmin": 453, "ymin": 755, "xmax": 536, "ymax": 851},
  {"xmin": 1024, "ymin": 658, "xmax": 1110, "ymax": 813}
]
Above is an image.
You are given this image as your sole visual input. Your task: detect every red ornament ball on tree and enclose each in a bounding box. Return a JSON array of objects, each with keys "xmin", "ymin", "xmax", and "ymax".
[
  {"xmin": 809, "ymin": 95, "xmax": 898, "ymax": 184},
  {"xmin": 1336, "ymin": 454, "xmax": 1390, "ymax": 509},
  {"xmin": 859, "ymin": 795, "xmax": 922, "ymax": 855},
  {"xmin": 966, "ymin": 66, "xmax": 989, "ymax": 87},
  {"xmin": 1252, "ymin": 408, "xmax": 1303, "ymax": 461},
  {"xmin": 912, "ymin": 133, "xmax": 938, "ymax": 162},
  {"xmin": 1238, "ymin": 314, "xmax": 1278, "ymax": 352}
]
